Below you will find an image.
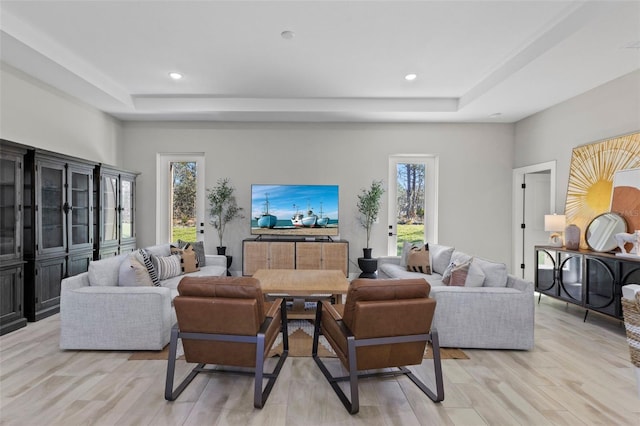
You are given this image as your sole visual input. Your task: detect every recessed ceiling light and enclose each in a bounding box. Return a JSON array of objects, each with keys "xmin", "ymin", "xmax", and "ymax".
[
  {"xmin": 405, "ymin": 73, "xmax": 417, "ymax": 81},
  {"xmin": 489, "ymin": 113, "xmax": 502, "ymax": 118},
  {"xmin": 281, "ymin": 30, "xmax": 295, "ymax": 40},
  {"xmin": 169, "ymin": 72, "xmax": 183, "ymax": 80}
]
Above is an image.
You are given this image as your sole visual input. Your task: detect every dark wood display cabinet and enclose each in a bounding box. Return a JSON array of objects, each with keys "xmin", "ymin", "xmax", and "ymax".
[
  {"xmin": 0, "ymin": 141, "xmax": 28, "ymax": 335},
  {"xmin": 23, "ymin": 150, "xmax": 96, "ymax": 321},
  {"xmin": 94, "ymin": 165, "xmax": 138, "ymax": 259},
  {"xmin": 535, "ymin": 245, "xmax": 640, "ymax": 321}
]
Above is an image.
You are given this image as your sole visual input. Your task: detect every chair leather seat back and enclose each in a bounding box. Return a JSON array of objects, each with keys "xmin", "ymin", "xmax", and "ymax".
[
  {"xmin": 324, "ymin": 278, "xmax": 436, "ymax": 370},
  {"xmin": 174, "ymin": 276, "xmax": 275, "ymax": 368}
]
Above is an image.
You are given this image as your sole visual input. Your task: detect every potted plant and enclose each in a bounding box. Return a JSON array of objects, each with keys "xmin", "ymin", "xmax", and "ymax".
[
  {"xmin": 357, "ymin": 179, "xmax": 384, "ymax": 259},
  {"xmin": 207, "ymin": 178, "xmax": 244, "ymax": 255}
]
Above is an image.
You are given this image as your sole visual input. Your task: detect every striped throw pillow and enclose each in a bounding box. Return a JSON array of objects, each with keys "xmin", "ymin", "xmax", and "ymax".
[
  {"xmin": 151, "ymin": 254, "xmax": 182, "ymax": 280},
  {"xmin": 135, "ymin": 249, "xmax": 160, "ymax": 286}
]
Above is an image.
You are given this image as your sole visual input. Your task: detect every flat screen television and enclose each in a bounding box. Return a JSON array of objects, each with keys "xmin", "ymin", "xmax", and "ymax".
[{"xmin": 251, "ymin": 184, "xmax": 339, "ymax": 237}]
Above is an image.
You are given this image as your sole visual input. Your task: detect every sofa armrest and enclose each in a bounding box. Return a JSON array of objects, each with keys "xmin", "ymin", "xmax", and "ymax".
[
  {"xmin": 60, "ymin": 276, "xmax": 174, "ymax": 350},
  {"xmin": 507, "ymin": 275, "xmax": 534, "ymax": 294},
  {"xmin": 377, "ymin": 256, "xmax": 401, "ymax": 266},
  {"xmin": 61, "ymin": 272, "xmax": 90, "ymax": 291},
  {"xmin": 205, "ymin": 254, "xmax": 227, "ymax": 268}
]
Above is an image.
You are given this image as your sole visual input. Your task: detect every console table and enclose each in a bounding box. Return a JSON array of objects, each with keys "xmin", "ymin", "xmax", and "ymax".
[
  {"xmin": 535, "ymin": 245, "xmax": 640, "ymax": 320},
  {"xmin": 243, "ymin": 238, "xmax": 348, "ymax": 277}
]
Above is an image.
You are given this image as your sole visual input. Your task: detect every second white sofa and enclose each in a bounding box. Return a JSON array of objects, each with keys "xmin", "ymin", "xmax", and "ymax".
[{"xmin": 378, "ymin": 243, "xmax": 535, "ymax": 350}]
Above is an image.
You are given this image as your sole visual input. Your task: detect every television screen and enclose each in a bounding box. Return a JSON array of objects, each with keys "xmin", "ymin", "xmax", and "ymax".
[{"xmin": 251, "ymin": 184, "xmax": 339, "ymax": 237}]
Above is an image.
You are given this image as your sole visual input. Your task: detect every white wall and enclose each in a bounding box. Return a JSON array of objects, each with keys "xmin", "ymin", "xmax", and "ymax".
[
  {"xmin": 0, "ymin": 65, "xmax": 122, "ymax": 165},
  {"xmin": 122, "ymin": 121, "xmax": 515, "ymax": 274},
  {"xmin": 514, "ymin": 70, "xmax": 640, "ymax": 212}
]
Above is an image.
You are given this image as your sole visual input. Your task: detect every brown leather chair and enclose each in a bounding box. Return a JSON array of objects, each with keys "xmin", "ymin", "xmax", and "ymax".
[
  {"xmin": 312, "ymin": 278, "xmax": 444, "ymax": 414},
  {"xmin": 165, "ymin": 276, "xmax": 288, "ymax": 408}
]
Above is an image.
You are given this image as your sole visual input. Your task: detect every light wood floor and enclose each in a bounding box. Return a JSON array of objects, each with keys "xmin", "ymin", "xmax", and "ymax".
[{"xmin": 1, "ymin": 295, "xmax": 639, "ymax": 426}]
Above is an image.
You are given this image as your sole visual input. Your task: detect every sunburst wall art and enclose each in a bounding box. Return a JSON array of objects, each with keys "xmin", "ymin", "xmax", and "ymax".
[{"xmin": 565, "ymin": 132, "xmax": 640, "ymax": 249}]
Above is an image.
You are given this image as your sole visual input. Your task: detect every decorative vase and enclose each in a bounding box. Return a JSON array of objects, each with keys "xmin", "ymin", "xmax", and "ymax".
[
  {"xmin": 363, "ymin": 248, "xmax": 372, "ymax": 259},
  {"xmin": 217, "ymin": 246, "xmax": 227, "ymax": 255},
  {"xmin": 565, "ymin": 224, "xmax": 581, "ymax": 250}
]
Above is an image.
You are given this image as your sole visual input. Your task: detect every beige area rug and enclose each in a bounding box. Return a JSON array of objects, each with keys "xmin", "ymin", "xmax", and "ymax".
[{"xmin": 127, "ymin": 320, "xmax": 468, "ymax": 361}]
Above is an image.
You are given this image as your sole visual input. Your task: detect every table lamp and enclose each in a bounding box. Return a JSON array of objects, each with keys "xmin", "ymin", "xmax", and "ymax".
[{"xmin": 544, "ymin": 214, "xmax": 566, "ymax": 247}]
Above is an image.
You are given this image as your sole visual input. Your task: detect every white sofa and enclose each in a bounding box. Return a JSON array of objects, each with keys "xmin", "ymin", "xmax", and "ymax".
[
  {"xmin": 378, "ymin": 243, "xmax": 535, "ymax": 350},
  {"xmin": 60, "ymin": 243, "xmax": 227, "ymax": 350}
]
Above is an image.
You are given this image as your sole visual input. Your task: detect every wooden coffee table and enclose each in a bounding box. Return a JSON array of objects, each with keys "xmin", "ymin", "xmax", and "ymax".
[{"xmin": 253, "ymin": 269, "xmax": 349, "ymax": 319}]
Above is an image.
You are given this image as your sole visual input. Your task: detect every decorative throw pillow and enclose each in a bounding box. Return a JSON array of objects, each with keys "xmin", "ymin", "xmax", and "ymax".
[
  {"xmin": 448, "ymin": 259, "xmax": 472, "ymax": 286},
  {"xmin": 406, "ymin": 244, "xmax": 431, "ymax": 274},
  {"xmin": 441, "ymin": 251, "xmax": 472, "ymax": 284},
  {"xmin": 400, "ymin": 241, "xmax": 422, "ymax": 267},
  {"xmin": 151, "ymin": 254, "xmax": 182, "ymax": 280},
  {"xmin": 119, "ymin": 254, "xmax": 154, "ymax": 287},
  {"xmin": 135, "ymin": 248, "xmax": 160, "ymax": 286},
  {"xmin": 171, "ymin": 244, "xmax": 200, "ymax": 273},
  {"xmin": 178, "ymin": 239, "xmax": 206, "ymax": 267}
]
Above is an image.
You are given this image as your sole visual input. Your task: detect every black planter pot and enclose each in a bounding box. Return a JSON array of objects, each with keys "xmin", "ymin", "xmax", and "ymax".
[
  {"xmin": 363, "ymin": 248, "xmax": 373, "ymax": 259},
  {"xmin": 357, "ymin": 257, "xmax": 378, "ymax": 279},
  {"xmin": 216, "ymin": 246, "xmax": 227, "ymax": 255}
]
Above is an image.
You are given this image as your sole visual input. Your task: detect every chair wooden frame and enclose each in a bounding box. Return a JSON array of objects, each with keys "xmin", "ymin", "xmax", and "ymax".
[
  {"xmin": 165, "ymin": 299, "xmax": 289, "ymax": 408},
  {"xmin": 312, "ymin": 301, "xmax": 444, "ymax": 414}
]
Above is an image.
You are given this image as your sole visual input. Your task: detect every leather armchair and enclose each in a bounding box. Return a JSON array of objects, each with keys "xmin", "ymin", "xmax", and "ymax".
[
  {"xmin": 312, "ymin": 278, "xmax": 444, "ymax": 414},
  {"xmin": 165, "ymin": 276, "xmax": 288, "ymax": 408}
]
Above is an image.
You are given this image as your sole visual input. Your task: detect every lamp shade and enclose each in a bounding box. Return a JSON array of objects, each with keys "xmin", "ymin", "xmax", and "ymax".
[{"xmin": 544, "ymin": 214, "xmax": 566, "ymax": 232}]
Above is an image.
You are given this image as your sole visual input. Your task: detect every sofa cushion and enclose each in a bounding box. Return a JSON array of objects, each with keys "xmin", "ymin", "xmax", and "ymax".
[
  {"xmin": 474, "ymin": 257, "xmax": 508, "ymax": 287},
  {"xmin": 442, "ymin": 251, "xmax": 472, "ymax": 284},
  {"xmin": 118, "ymin": 254, "xmax": 154, "ymax": 287},
  {"xmin": 171, "ymin": 244, "xmax": 200, "ymax": 273},
  {"xmin": 151, "ymin": 254, "xmax": 182, "ymax": 280},
  {"xmin": 178, "ymin": 240, "xmax": 206, "ymax": 266},
  {"xmin": 145, "ymin": 244, "xmax": 171, "ymax": 257},
  {"xmin": 135, "ymin": 249, "xmax": 160, "ymax": 286},
  {"xmin": 446, "ymin": 259, "xmax": 486, "ymax": 287},
  {"xmin": 448, "ymin": 259, "xmax": 472, "ymax": 286},
  {"xmin": 465, "ymin": 261, "xmax": 486, "ymax": 287},
  {"xmin": 88, "ymin": 254, "xmax": 128, "ymax": 286},
  {"xmin": 406, "ymin": 244, "xmax": 431, "ymax": 274},
  {"xmin": 429, "ymin": 244, "xmax": 455, "ymax": 275}
]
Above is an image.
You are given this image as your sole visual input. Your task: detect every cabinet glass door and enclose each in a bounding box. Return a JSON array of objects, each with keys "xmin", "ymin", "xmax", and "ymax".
[
  {"xmin": 38, "ymin": 162, "xmax": 66, "ymax": 253},
  {"xmin": 585, "ymin": 256, "xmax": 616, "ymax": 316},
  {"xmin": 101, "ymin": 174, "xmax": 118, "ymax": 245},
  {"xmin": 535, "ymin": 249, "xmax": 557, "ymax": 295},
  {"xmin": 120, "ymin": 176, "xmax": 135, "ymax": 242},
  {"xmin": 558, "ymin": 252, "xmax": 582, "ymax": 303},
  {"xmin": 68, "ymin": 168, "xmax": 92, "ymax": 250},
  {"xmin": 0, "ymin": 156, "xmax": 20, "ymax": 259}
]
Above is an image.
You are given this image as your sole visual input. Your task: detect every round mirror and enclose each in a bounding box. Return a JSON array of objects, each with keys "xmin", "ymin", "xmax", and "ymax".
[{"xmin": 585, "ymin": 212, "xmax": 628, "ymax": 252}]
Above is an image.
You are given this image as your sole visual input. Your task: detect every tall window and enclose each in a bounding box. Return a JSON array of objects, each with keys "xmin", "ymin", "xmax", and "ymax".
[{"xmin": 388, "ymin": 156, "xmax": 438, "ymax": 255}]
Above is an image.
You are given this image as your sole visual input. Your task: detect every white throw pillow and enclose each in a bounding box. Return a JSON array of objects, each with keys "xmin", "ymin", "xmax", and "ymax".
[
  {"xmin": 429, "ymin": 244, "xmax": 455, "ymax": 275},
  {"xmin": 88, "ymin": 254, "xmax": 127, "ymax": 286},
  {"xmin": 474, "ymin": 257, "xmax": 508, "ymax": 287}
]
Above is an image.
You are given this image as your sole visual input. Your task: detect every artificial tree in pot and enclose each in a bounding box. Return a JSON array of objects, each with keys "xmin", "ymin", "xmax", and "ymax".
[
  {"xmin": 208, "ymin": 178, "xmax": 244, "ymax": 255},
  {"xmin": 357, "ymin": 179, "xmax": 384, "ymax": 259}
]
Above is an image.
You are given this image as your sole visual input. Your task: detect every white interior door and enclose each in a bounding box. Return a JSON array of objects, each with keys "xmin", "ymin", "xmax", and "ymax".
[{"xmin": 512, "ymin": 161, "xmax": 556, "ymax": 281}]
